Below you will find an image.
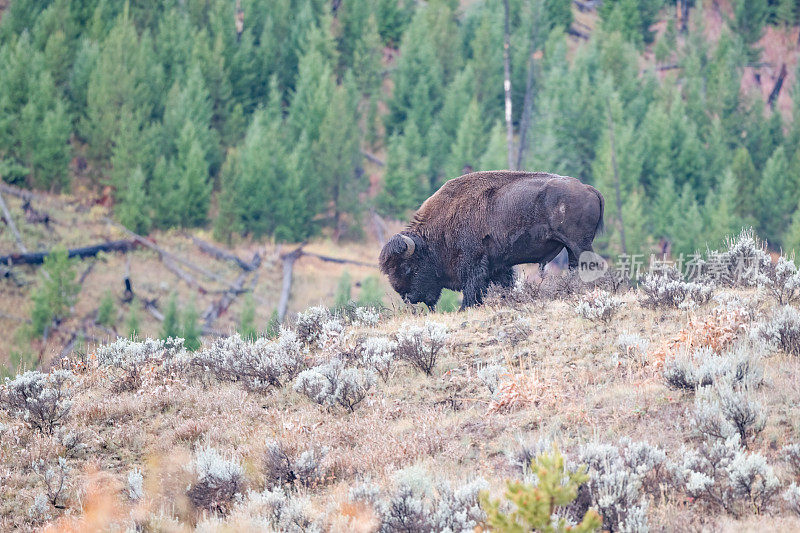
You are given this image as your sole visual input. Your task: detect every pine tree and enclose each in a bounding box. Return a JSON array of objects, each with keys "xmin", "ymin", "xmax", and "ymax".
[
  {"xmin": 377, "ymin": 133, "xmax": 418, "ymax": 217},
  {"xmin": 161, "ymin": 293, "xmax": 181, "ymax": 340},
  {"xmin": 480, "ymin": 121, "xmax": 509, "ymax": 170},
  {"xmin": 731, "ymin": 0, "xmax": 768, "ymax": 60},
  {"xmin": 97, "ymin": 290, "xmax": 116, "ymax": 328},
  {"xmin": 238, "ymin": 293, "xmax": 257, "ymax": 341},
  {"xmin": 182, "ymin": 298, "xmax": 202, "ymax": 351},
  {"xmin": 729, "ymin": 146, "xmax": 759, "ymax": 220},
  {"xmin": 117, "ymin": 167, "xmax": 152, "ymax": 235},
  {"xmin": 757, "ymin": 146, "xmax": 794, "ymax": 245},
  {"xmin": 83, "ymin": 6, "xmax": 164, "ymax": 160},
  {"xmin": 703, "ymin": 171, "xmax": 739, "ymax": 249},
  {"xmin": 469, "ymin": 8, "xmax": 503, "ymax": 124},
  {"xmin": 288, "ymin": 25, "xmax": 335, "ymax": 145},
  {"xmin": 784, "ymin": 201, "xmax": 800, "ymax": 256},
  {"xmin": 600, "ymin": 0, "xmax": 644, "ymax": 48},
  {"xmin": 161, "ymin": 63, "xmax": 220, "ymax": 173},
  {"xmin": 29, "ymin": 246, "xmax": 80, "ymax": 338},
  {"xmin": 446, "ymin": 99, "xmax": 486, "ymax": 178},
  {"xmin": 670, "ymin": 183, "xmax": 705, "ymax": 258},
  {"xmin": 126, "ymin": 298, "xmax": 141, "ymax": 339},
  {"xmin": 173, "ymin": 122, "xmax": 212, "ymax": 227},
  {"xmin": 314, "ymin": 76, "xmax": 364, "ymax": 237},
  {"xmin": 386, "ymin": 4, "xmax": 449, "ymax": 136}
]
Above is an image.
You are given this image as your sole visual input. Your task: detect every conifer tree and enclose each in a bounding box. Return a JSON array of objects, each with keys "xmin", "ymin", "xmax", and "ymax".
[
  {"xmin": 29, "ymin": 246, "xmax": 80, "ymax": 338},
  {"xmin": 127, "ymin": 298, "xmax": 141, "ymax": 339},
  {"xmin": 97, "ymin": 290, "xmax": 116, "ymax": 328},
  {"xmin": 446, "ymin": 99, "xmax": 486, "ymax": 178},
  {"xmin": 729, "ymin": 146, "xmax": 759, "ymax": 220},
  {"xmin": 480, "ymin": 121, "xmax": 509, "ymax": 170},
  {"xmin": 377, "ymin": 133, "xmax": 418, "ymax": 217},
  {"xmin": 314, "ymin": 76, "xmax": 364, "ymax": 236},
  {"xmin": 182, "ymin": 298, "xmax": 202, "ymax": 351},
  {"xmin": 757, "ymin": 146, "xmax": 794, "ymax": 245},
  {"xmin": 238, "ymin": 293, "xmax": 257, "ymax": 341},
  {"xmin": 702, "ymin": 172, "xmax": 740, "ymax": 248},
  {"xmin": 161, "ymin": 293, "xmax": 181, "ymax": 340},
  {"xmin": 117, "ymin": 167, "xmax": 152, "ymax": 235},
  {"xmin": 83, "ymin": 6, "xmax": 163, "ymax": 160}
]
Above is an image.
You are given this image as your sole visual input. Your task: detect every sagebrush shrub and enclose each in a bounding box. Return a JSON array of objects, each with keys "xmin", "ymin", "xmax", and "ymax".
[
  {"xmin": 188, "ymin": 329, "xmax": 304, "ymax": 390},
  {"xmin": 714, "ymin": 229, "xmax": 773, "ymax": 288},
  {"xmin": 36, "ymin": 457, "xmax": 71, "ymax": 507},
  {"xmin": 1, "ymin": 370, "xmax": 75, "ymax": 434},
  {"xmin": 96, "ymin": 337, "xmax": 184, "ymax": 390},
  {"xmin": 616, "ymin": 331, "xmax": 650, "ymax": 367},
  {"xmin": 575, "ymin": 289, "xmax": 623, "ymax": 324},
  {"xmin": 230, "ymin": 488, "xmax": 319, "ymax": 532},
  {"xmin": 752, "ymin": 305, "xmax": 800, "ymax": 356},
  {"xmin": 263, "ymin": 439, "xmax": 328, "ymax": 490},
  {"xmin": 477, "ymin": 363, "xmax": 507, "ymax": 395},
  {"xmin": 127, "ymin": 468, "xmax": 144, "ymax": 501},
  {"xmin": 690, "ymin": 384, "xmax": 765, "ymax": 447},
  {"xmin": 359, "ymin": 336, "xmax": 397, "ymax": 382},
  {"xmin": 395, "ymin": 321, "xmax": 449, "ymax": 376},
  {"xmin": 294, "ymin": 306, "xmax": 331, "ymax": 345},
  {"xmin": 294, "ymin": 358, "xmax": 375, "ymax": 412},
  {"xmin": 663, "ymin": 341, "xmax": 763, "ymax": 391},
  {"xmin": 674, "ymin": 434, "xmax": 780, "ymax": 516},
  {"xmin": 640, "ymin": 266, "xmax": 713, "ymax": 309},
  {"xmin": 786, "ymin": 483, "xmax": 800, "ymax": 516},
  {"xmin": 350, "ymin": 470, "xmax": 488, "ymax": 533},
  {"xmin": 574, "ymin": 441, "xmax": 662, "ymax": 532},
  {"xmin": 186, "ymin": 446, "xmax": 245, "ymax": 514},
  {"xmin": 765, "ymin": 255, "xmax": 800, "ymax": 305},
  {"xmin": 783, "ymin": 443, "xmax": 800, "ymax": 478}
]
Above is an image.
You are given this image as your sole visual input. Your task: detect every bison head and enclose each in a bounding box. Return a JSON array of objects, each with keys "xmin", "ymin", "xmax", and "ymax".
[{"xmin": 379, "ymin": 233, "xmax": 442, "ymax": 307}]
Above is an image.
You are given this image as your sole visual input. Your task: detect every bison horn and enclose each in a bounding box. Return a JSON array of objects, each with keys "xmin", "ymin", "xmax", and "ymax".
[{"xmin": 401, "ymin": 235, "xmax": 415, "ymax": 257}]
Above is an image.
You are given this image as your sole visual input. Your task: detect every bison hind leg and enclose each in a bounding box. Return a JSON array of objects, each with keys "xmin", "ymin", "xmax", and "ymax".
[{"xmin": 490, "ymin": 267, "xmax": 515, "ymax": 289}]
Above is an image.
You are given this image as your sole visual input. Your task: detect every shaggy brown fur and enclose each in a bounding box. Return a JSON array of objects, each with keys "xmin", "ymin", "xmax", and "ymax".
[{"xmin": 380, "ymin": 171, "xmax": 604, "ymax": 308}]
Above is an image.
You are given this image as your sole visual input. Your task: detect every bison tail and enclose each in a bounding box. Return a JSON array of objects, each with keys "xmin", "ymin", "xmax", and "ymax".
[{"xmin": 592, "ymin": 186, "xmax": 605, "ymax": 235}]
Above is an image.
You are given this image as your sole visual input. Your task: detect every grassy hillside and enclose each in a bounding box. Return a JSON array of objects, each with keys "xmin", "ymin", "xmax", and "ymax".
[{"xmin": 2, "ymin": 232, "xmax": 800, "ymax": 530}]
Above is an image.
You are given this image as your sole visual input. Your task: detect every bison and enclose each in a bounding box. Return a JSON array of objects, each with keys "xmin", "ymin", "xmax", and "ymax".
[{"xmin": 379, "ymin": 171, "xmax": 604, "ymax": 309}]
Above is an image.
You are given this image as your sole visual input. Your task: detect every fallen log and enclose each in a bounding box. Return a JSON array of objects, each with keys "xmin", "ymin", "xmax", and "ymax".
[
  {"xmin": 188, "ymin": 235, "xmax": 257, "ymax": 271},
  {"xmin": 105, "ymin": 217, "xmax": 247, "ymax": 292},
  {"xmin": 202, "ymin": 252, "xmax": 262, "ymax": 329},
  {"xmin": 0, "ymin": 240, "xmax": 136, "ymax": 266}
]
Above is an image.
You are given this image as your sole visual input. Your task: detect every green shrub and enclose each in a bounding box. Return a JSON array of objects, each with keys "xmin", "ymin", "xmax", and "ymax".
[
  {"xmin": 96, "ymin": 290, "xmax": 116, "ymax": 327},
  {"xmin": 238, "ymin": 294, "xmax": 257, "ymax": 341},
  {"xmin": 358, "ymin": 275, "xmax": 384, "ymax": 308},
  {"xmin": 436, "ymin": 289, "xmax": 460, "ymax": 313},
  {"xmin": 480, "ymin": 446, "xmax": 602, "ymax": 533},
  {"xmin": 334, "ymin": 271, "xmax": 353, "ymax": 309},
  {"xmin": 29, "ymin": 246, "xmax": 80, "ymax": 338}
]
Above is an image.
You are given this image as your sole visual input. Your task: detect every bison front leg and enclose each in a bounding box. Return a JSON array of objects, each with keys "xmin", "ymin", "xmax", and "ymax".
[{"xmin": 459, "ymin": 256, "xmax": 490, "ymax": 309}]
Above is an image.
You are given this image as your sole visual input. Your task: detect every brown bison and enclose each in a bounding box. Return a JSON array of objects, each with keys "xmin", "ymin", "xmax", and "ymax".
[{"xmin": 379, "ymin": 171, "xmax": 604, "ymax": 308}]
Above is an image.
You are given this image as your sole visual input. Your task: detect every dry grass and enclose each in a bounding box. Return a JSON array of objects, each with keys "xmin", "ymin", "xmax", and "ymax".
[{"xmin": 1, "ymin": 282, "xmax": 799, "ymax": 531}]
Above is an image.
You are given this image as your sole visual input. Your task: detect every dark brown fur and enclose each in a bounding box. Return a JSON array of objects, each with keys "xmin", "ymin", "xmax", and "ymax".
[{"xmin": 379, "ymin": 171, "xmax": 604, "ymax": 308}]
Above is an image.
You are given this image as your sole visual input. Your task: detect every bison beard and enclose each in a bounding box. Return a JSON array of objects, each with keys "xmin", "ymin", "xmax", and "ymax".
[{"xmin": 379, "ymin": 171, "xmax": 605, "ymax": 309}]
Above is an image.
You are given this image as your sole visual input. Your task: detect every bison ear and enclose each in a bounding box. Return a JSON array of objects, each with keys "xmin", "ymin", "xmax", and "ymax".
[{"xmin": 380, "ymin": 234, "xmax": 416, "ymax": 265}]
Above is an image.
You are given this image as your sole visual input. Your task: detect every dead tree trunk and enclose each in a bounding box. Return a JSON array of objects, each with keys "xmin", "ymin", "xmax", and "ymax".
[
  {"xmin": 502, "ymin": 0, "xmax": 514, "ymax": 169},
  {"xmin": 278, "ymin": 245, "xmax": 305, "ymax": 323},
  {"xmin": 768, "ymin": 63, "xmax": 788, "ymax": 109},
  {"xmin": 0, "ymin": 187, "xmax": 27, "ymax": 254}
]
